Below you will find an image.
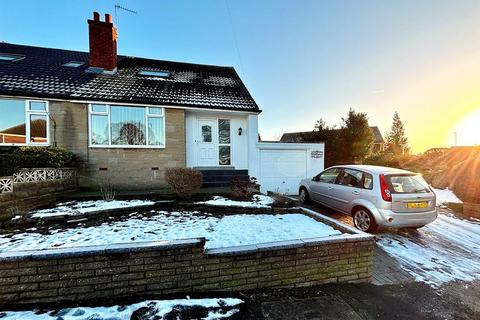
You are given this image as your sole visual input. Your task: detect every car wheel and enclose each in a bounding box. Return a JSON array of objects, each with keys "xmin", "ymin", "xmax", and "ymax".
[
  {"xmin": 353, "ymin": 208, "xmax": 378, "ymax": 233},
  {"xmin": 299, "ymin": 188, "xmax": 310, "ymax": 204}
]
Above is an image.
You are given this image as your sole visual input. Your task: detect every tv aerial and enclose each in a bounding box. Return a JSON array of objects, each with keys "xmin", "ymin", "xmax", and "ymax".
[{"xmin": 114, "ymin": 4, "xmax": 137, "ymax": 36}]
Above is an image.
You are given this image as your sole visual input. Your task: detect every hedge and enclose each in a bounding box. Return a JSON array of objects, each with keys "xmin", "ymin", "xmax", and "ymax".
[{"xmin": 0, "ymin": 147, "xmax": 76, "ymax": 176}]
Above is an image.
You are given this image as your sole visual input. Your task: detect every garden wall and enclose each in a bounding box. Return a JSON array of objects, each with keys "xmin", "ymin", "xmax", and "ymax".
[
  {"xmin": 0, "ymin": 232, "xmax": 374, "ymax": 306},
  {"xmin": 0, "ymin": 178, "xmax": 76, "ymax": 223}
]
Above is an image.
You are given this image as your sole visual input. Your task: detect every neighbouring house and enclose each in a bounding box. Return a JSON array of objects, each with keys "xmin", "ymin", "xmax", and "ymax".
[
  {"xmin": 0, "ymin": 12, "xmax": 324, "ymax": 194},
  {"xmin": 280, "ymin": 126, "xmax": 386, "ymax": 152}
]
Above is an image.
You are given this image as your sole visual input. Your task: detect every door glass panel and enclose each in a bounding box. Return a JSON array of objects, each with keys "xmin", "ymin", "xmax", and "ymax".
[
  {"xmin": 202, "ymin": 125, "xmax": 212, "ymax": 142},
  {"xmin": 91, "ymin": 115, "xmax": 109, "ymax": 145},
  {"xmin": 219, "ymin": 146, "xmax": 231, "ymax": 165},
  {"xmin": 0, "ymin": 99, "xmax": 26, "ymax": 144},
  {"xmin": 218, "ymin": 119, "xmax": 230, "ymax": 144},
  {"xmin": 319, "ymin": 168, "xmax": 340, "ymax": 184},
  {"xmin": 29, "ymin": 114, "xmax": 47, "ymax": 143}
]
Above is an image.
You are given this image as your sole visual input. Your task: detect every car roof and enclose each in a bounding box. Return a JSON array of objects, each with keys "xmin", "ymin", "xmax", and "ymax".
[{"xmin": 329, "ymin": 164, "xmax": 415, "ymax": 175}]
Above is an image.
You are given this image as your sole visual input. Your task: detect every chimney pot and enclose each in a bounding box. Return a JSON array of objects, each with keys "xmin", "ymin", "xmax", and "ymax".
[
  {"xmin": 93, "ymin": 12, "xmax": 100, "ymax": 21},
  {"xmin": 105, "ymin": 14, "xmax": 112, "ymax": 23}
]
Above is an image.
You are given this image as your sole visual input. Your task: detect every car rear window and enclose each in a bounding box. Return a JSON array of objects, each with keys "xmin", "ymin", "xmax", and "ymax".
[{"xmin": 386, "ymin": 174, "xmax": 430, "ymax": 194}]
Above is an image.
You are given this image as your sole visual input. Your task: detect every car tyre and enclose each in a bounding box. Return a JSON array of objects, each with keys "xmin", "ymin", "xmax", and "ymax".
[
  {"xmin": 353, "ymin": 207, "xmax": 378, "ymax": 233},
  {"xmin": 299, "ymin": 187, "xmax": 310, "ymax": 204}
]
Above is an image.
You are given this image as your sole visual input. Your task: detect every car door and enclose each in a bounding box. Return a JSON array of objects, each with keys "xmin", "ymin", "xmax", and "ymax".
[
  {"xmin": 310, "ymin": 168, "xmax": 342, "ymax": 205},
  {"xmin": 329, "ymin": 168, "xmax": 364, "ymax": 213}
]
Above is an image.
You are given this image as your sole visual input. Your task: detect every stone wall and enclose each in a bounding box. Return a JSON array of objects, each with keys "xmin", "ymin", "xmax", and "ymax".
[
  {"xmin": 0, "ymin": 230, "xmax": 374, "ymax": 306},
  {"xmin": 0, "ymin": 178, "xmax": 76, "ymax": 222},
  {"xmin": 49, "ymin": 101, "xmax": 186, "ymax": 190}
]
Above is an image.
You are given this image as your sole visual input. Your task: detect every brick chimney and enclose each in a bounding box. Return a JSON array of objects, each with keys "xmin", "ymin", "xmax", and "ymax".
[{"xmin": 88, "ymin": 12, "xmax": 117, "ymax": 72}]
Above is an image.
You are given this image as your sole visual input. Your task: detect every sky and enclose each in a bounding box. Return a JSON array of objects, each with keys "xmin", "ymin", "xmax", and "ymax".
[{"xmin": 1, "ymin": 0, "xmax": 480, "ymax": 152}]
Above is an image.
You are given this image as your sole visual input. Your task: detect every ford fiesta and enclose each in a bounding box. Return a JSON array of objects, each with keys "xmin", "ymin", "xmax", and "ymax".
[{"xmin": 299, "ymin": 165, "xmax": 437, "ymax": 233}]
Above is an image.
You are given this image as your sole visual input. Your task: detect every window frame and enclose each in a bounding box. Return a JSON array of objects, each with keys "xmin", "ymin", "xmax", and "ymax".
[
  {"xmin": 0, "ymin": 98, "xmax": 50, "ymax": 146},
  {"xmin": 88, "ymin": 103, "xmax": 166, "ymax": 149}
]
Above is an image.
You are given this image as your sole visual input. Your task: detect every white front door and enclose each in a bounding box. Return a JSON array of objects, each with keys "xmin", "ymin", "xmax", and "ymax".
[{"xmin": 196, "ymin": 119, "xmax": 217, "ymax": 166}]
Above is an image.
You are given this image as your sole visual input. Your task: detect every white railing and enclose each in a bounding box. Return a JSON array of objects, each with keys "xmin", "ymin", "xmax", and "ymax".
[{"xmin": 0, "ymin": 168, "xmax": 76, "ymax": 194}]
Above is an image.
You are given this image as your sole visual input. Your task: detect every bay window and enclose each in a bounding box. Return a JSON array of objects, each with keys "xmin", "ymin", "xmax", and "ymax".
[
  {"xmin": 89, "ymin": 104, "xmax": 165, "ymax": 148},
  {"xmin": 0, "ymin": 98, "xmax": 49, "ymax": 146}
]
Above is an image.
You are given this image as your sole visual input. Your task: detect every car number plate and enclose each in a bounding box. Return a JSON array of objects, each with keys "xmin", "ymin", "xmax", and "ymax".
[{"xmin": 407, "ymin": 201, "xmax": 428, "ymax": 209}]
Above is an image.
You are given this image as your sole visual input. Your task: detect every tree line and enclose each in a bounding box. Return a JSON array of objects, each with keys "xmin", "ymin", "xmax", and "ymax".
[{"xmin": 305, "ymin": 109, "xmax": 410, "ymax": 167}]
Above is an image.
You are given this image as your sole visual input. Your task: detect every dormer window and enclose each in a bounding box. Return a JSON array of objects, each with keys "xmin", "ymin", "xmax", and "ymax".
[
  {"xmin": 0, "ymin": 54, "xmax": 25, "ymax": 62},
  {"xmin": 138, "ymin": 69, "xmax": 171, "ymax": 78},
  {"xmin": 62, "ymin": 61, "xmax": 85, "ymax": 68}
]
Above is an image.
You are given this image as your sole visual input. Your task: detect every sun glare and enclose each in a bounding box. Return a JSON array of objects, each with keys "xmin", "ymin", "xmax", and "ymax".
[{"xmin": 450, "ymin": 109, "xmax": 480, "ymax": 146}]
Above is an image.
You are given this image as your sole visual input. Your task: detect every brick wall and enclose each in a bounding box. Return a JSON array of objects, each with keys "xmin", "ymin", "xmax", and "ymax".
[
  {"xmin": 0, "ymin": 179, "xmax": 76, "ymax": 223},
  {"xmin": 50, "ymin": 101, "xmax": 186, "ymax": 190},
  {"xmin": 0, "ymin": 233, "xmax": 374, "ymax": 306}
]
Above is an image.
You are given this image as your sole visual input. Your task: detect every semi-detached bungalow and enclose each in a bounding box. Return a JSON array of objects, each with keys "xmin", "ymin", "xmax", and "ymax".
[{"xmin": 0, "ymin": 12, "xmax": 324, "ymax": 194}]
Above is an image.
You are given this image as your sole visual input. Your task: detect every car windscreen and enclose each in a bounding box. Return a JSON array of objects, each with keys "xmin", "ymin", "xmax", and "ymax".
[{"xmin": 386, "ymin": 174, "xmax": 430, "ymax": 194}]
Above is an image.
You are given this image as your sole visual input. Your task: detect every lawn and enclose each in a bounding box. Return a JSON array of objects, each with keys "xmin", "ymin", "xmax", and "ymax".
[{"xmin": 0, "ymin": 201, "xmax": 342, "ymax": 252}]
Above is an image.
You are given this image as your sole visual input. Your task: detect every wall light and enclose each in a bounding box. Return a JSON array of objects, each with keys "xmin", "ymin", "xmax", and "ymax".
[{"xmin": 238, "ymin": 127, "xmax": 243, "ymax": 136}]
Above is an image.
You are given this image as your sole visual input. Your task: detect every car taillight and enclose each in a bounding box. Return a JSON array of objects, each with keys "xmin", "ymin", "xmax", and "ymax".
[{"xmin": 379, "ymin": 174, "xmax": 392, "ymax": 202}]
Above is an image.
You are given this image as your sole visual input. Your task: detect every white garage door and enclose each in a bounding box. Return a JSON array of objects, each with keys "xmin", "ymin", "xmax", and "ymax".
[{"xmin": 260, "ymin": 149, "xmax": 307, "ymax": 195}]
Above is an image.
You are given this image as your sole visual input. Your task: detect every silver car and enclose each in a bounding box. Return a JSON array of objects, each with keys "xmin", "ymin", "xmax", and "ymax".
[{"xmin": 299, "ymin": 165, "xmax": 437, "ymax": 233}]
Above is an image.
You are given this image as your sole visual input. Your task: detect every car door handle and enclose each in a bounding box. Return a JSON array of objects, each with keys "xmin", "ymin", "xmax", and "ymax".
[
  {"xmin": 328, "ymin": 186, "xmax": 333, "ymax": 190},
  {"xmin": 352, "ymin": 190, "xmax": 360, "ymax": 195}
]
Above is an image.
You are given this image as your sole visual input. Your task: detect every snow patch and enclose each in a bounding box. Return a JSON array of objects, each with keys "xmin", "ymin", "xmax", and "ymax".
[
  {"xmin": 197, "ymin": 195, "xmax": 274, "ymax": 208},
  {"xmin": 0, "ymin": 298, "xmax": 243, "ymax": 320},
  {"xmin": 432, "ymin": 188, "xmax": 462, "ymax": 206},
  {"xmin": 31, "ymin": 200, "xmax": 156, "ymax": 218},
  {"xmin": 377, "ymin": 212, "xmax": 480, "ymax": 287},
  {"xmin": 0, "ymin": 212, "xmax": 342, "ymax": 252}
]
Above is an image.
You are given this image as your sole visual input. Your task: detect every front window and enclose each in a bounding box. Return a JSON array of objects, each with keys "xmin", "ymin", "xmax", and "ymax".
[
  {"xmin": 386, "ymin": 174, "xmax": 430, "ymax": 194},
  {"xmin": 89, "ymin": 104, "xmax": 165, "ymax": 148},
  {"xmin": 0, "ymin": 98, "xmax": 49, "ymax": 145}
]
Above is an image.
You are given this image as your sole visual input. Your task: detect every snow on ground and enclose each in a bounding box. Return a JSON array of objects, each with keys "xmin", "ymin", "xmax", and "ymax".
[
  {"xmin": 0, "ymin": 211, "xmax": 342, "ymax": 252},
  {"xmin": 432, "ymin": 188, "xmax": 462, "ymax": 206},
  {"xmin": 377, "ymin": 212, "xmax": 480, "ymax": 287},
  {"xmin": 0, "ymin": 297, "xmax": 243, "ymax": 320},
  {"xmin": 31, "ymin": 200, "xmax": 156, "ymax": 218},
  {"xmin": 197, "ymin": 195, "xmax": 274, "ymax": 208}
]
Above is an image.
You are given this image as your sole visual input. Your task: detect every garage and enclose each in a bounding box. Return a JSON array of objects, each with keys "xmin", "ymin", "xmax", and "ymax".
[{"xmin": 255, "ymin": 142, "xmax": 325, "ymax": 195}]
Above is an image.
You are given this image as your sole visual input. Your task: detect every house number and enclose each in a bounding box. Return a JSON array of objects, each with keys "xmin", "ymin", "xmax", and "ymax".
[{"xmin": 311, "ymin": 150, "xmax": 323, "ymax": 158}]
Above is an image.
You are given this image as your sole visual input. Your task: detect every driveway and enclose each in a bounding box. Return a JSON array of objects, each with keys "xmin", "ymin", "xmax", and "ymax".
[
  {"xmin": 233, "ymin": 201, "xmax": 480, "ymax": 319},
  {"xmin": 300, "ymin": 201, "xmax": 480, "ymax": 287}
]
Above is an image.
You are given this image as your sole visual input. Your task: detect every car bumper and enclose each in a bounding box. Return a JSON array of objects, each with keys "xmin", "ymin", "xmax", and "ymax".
[{"xmin": 375, "ymin": 208, "xmax": 438, "ymax": 228}]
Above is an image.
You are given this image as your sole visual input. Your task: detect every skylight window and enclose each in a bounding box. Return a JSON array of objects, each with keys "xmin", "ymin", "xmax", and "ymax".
[
  {"xmin": 62, "ymin": 61, "xmax": 85, "ymax": 68},
  {"xmin": 0, "ymin": 54, "xmax": 25, "ymax": 62},
  {"xmin": 138, "ymin": 69, "xmax": 171, "ymax": 78}
]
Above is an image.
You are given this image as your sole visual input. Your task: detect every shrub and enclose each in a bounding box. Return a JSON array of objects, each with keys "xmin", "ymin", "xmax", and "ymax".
[
  {"xmin": 0, "ymin": 147, "xmax": 76, "ymax": 176},
  {"xmin": 165, "ymin": 168, "xmax": 203, "ymax": 200},
  {"xmin": 230, "ymin": 176, "xmax": 260, "ymax": 201},
  {"xmin": 363, "ymin": 149, "xmax": 412, "ymax": 169}
]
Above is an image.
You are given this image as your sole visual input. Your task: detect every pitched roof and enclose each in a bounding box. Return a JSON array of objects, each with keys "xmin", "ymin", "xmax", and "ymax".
[
  {"xmin": 281, "ymin": 126, "xmax": 385, "ymax": 144},
  {"xmin": 0, "ymin": 42, "xmax": 259, "ymax": 112}
]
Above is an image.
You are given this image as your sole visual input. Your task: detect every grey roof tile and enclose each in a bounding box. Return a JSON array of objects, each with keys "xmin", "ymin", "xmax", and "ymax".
[{"xmin": 0, "ymin": 43, "xmax": 259, "ymax": 112}]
